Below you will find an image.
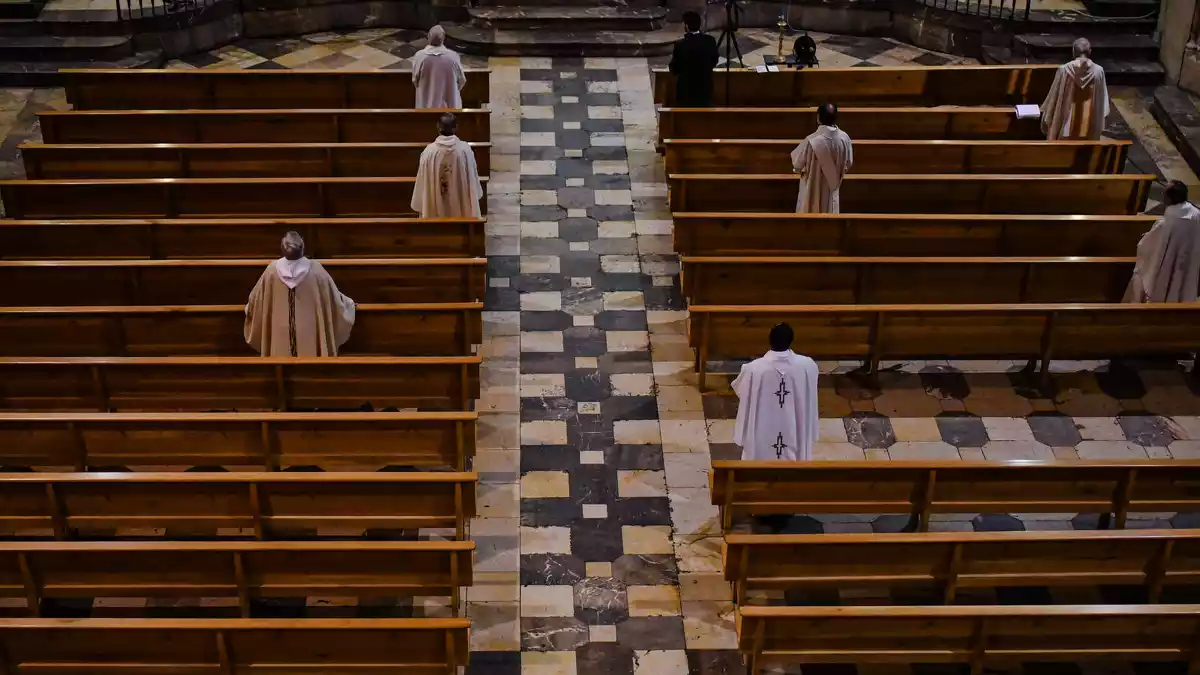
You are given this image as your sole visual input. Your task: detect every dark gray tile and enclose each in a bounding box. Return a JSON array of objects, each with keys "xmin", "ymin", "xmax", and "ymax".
[
  {"xmin": 522, "ymin": 617, "xmax": 589, "ymax": 651},
  {"xmin": 601, "ymin": 395, "xmax": 658, "ymax": 421},
  {"xmin": 1027, "ymin": 412, "xmax": 1082, "ymax": 447},
  {"xmin": 521, "ymin": 498, "xmax": 582, "ymax": 527},
  {"xmin": 972, "ymin": 513, "xmax": 1026, "ymax": 532},
  {"xmin": 936, "ymin": 412, "xmax": 989, "ymax": 447},
  {"xmin": 844, "ymin": 412, "xmax": 896, "ymax": 449},
  {"xmin": 687, "ymin": 651, "xmax": 747, "ymax": 675},
  {"xmin": 616, "ymin": 616, "xmax": 686, "ymax": 650},
  {"xmin": 611, "ymin": 554, "xmax": 678, "ymax": 585},
  {"xmin": 595, "ymin": 310, "xmax": 648, "ymax": 331},
  {"xmin": 571, "ymin": 520, "xmax": 625, "ymax": 562},
  {"xmin": 1117, "ymin": 413, "xmax": 1176, "ymax": 446},
  {"xmin": 920, "ymin": 365, "xmax": 971, "ymax": 400},
  {"xmin": 604, "ymin": 445, "xmax": 665, "ymax": 471},
  {"xmin": 521, "ymin": 553, "xmax": 587, "ymax": 586},
  {"xmin": 573, "ymin": 577, "xmax": 629, "ymax": 624},
  {"xmin": 521, "ymin": 311, "xmax": 576, "ymax": 332},
  {"xmin": 610, "ymin": 497, "xmax": 672, "ymax": 526},
  {"xmin": 521, "ymin": 396, "xmax": 578, "ymax": 421}
]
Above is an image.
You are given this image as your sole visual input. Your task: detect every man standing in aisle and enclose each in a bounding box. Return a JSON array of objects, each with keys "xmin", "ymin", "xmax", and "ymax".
[
  {"xmin": 1125, "ymin": 180, "xmax": 1200, "ymax": 303},
  {"xmin": 791, "ymin": 102, "xmax": 854, "ymax": 213},
  {"xmin": 1041, "ymin": 37, "xmax": 1110, "ymax": 140},
  {"xmin": 412, "ymin": 25, "xmax": 467, "ymax": 109},
  {"xmin": 669, "ymin": 11, "xmax": 719, "ymax": 107},
  {"xmin": 411, "ymin": 113, "xmax": 484, "ymax": 218}
]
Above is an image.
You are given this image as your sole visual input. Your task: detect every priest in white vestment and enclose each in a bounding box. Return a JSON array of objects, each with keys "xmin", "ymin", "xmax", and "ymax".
[
  {"xmin": 411, "ymin": 112, "xmax": 484, "ymax": 218},
  {"xmin": 411, "ymin": 25, "xmax": 466, "ymax": 109},
  {"xmin": 791, "ymin": 102, "xmax": 854, "ymax": 213},
  {"xmin": 245, "ymin": 231, "xmax": 356, "ymax": 357},
  {"xmin": 1041, "ymin": 38, "xmax": 1110, "ymax": 140},
  {"xmin": 1124, "ymin": 180, "xmax": 1200, "ymax": 303},
  {"xmin": 732, "ymin": 323, "xmax": 820, "ymax": 463}
]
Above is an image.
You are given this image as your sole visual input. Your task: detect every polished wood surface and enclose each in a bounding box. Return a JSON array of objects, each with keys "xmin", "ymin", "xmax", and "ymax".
[
  {"xmin": 0, "ymin": 411, "xmax": 477, "ymax": 470},
  {"xmin": 710, "ymin": 459, "xmax": 1200, "ymax": 531},
  {"xmin": 667, "ymin": 174, "xmax": 1153, "ymax": 215},
  {"xmin": 0, "ymin": 356, "xmax": 481, "ymax": 411},
  {"xmin": 0, "ymin": 618, "xmax": 470, "ymax": 673},
  {"xmin": 39, "ymin": 108, "xmax": 490, "ymax": 144},
  {"xmin": 0, "ymin": 471, "xmax": 477, "ymax": 539},
  {"xmin": 0, "ymin": 176, "xmax": 489, "ymax": 219},
  {"xmin": 22, "ymin": 141, "xmax": 493, "ymax": 179},
  {"xmin": 672, "ymin": 213, "xmax": 1155, "ymax": 257},
  {"xmin": 680, "ymin": 256, "xmax": 1134, "ymax": 305},
  {"xmin": 0, "ymin": 258, "xmax": 486, "ymax": 305},
  {"xmin": 63, "ymin": 68, "xmax": 491, "ymax": 109},
  {"xmin": 651, "ymin": 64, "xmax": 1058, "ymax": 107},
  {"xmin": 0, "ymin": 217, "xmax": 486, "ymax": 259},
  {"xmin": 663, "ymin": 139, "xmax": 1130, "ymax": 175}
]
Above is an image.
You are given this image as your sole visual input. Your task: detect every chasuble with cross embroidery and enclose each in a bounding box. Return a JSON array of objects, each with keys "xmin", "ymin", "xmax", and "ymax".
[{"xmin": 731, "ymin": 350, "xmax": 819, "ymax": 461}]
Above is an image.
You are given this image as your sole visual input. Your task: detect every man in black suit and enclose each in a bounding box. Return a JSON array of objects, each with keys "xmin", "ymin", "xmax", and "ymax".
[{"xmin": 669, "ymin": 11, "xmax": 719, "ymax": 107}]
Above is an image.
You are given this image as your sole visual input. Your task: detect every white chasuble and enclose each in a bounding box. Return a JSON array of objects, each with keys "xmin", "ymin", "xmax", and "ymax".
[
  {"xmin": 791, "ymin": 125, "xmax": 853, "ymax": 213},
  {"xmin": 1124, "ymin": 201, "xmax": 1200, "ymax": 303},
  {"xmin": 411, "ymin": 46, "xmax": 466, "ymax": 109},
  {"xmin": 244, "ymin": 258, "xmax": 356, "ymax": 357},
  {"xmin": 411, "ymin": 135, "xmax": 484, "ymax": 219},
  {"xmin": 1041, "ymin": 57, "xmax": 1110, "ymax": 140},
  {"xmin": 732, "ymin": 350, "xmax": 820, "ymax": 461}
]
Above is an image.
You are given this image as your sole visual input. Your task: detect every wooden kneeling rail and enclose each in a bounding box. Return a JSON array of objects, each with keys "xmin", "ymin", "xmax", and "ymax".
[
  {"xmin": 689, "ymin": 303, "xmax": 1200, "ymax": 390},
  {"xmin": 737, "ymin": 605, "xmax": 1200, "ymax": 675},
  {"xmin": 0, "ymin": 258, "xmax": 487, "ymax": 306},
  {"xmin": 657, "ymin": 107, "xmax": 1043, "ymax": 143},
  {"xmin": 63, "ymin": 67, "xmax": 492, "ymax": 109},
  {"xmin": 0, "ymin": 176, "xmax": 489, "ymax": 219},
  {"xmin": 668, "ymin": 174, "xmax": 1154, "ymax": 216},
  {"xmin": 0, "ymin": 217, "xmax": 487, "ymax": 260},
  {"xmin": 672, "ymin": 213, "xmax": 1156, "ymax": 258},
  {"xmin": 681, "ymin": 256, "xmax": 1133, "ymax": 305},
  {"xmin": 0, "ymin": 618, "xmax": 470, "ymax": 674},
  {"xmin": 724, "ymin": 529, "xmax": 1200, "ymax": 605},
  {"xmin": 0, "ymin": 540, "xmax": 475, "ymax": 617},
  {"xmin": 0, "ymin": 411, "xmax": 478, "ymax": 471},
  {"xmin": 22, "ymin": 141, "xmax": 493, "ymax": 179},
  {"xmin": 710, "ymin": 459, "xmax": 1200, "ymax": 532},
  {"xmin": 39, "ymin": 108, "xmax": 491, "ymax": 144},
  {"xmin": 0, "ymin": 471, "xmax": 477, "ymax": 540},
  {"xmin": 662, "ymin": 139, "xmax": 1131, "ymax": 175},
  {"xmin": 0, "ymin": 355, "xmax": 481, "ymax": 412}
]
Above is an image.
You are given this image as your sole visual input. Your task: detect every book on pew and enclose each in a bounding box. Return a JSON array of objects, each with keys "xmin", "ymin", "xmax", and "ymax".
[{"xmin": 1015, "ymin": 104, "xmax": 1040, "ymax": 119}]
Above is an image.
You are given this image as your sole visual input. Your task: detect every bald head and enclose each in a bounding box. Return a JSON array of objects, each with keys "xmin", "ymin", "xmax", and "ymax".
[
  {"xmin": 817, "ymin": 102, "xmax": 838, "ymax": 126},
  {"xmin": 438, "ymin": 112, "xmax": 457, "ymax": 137},
  {"xmin": 1073, "ymin": 37, "xmax": 1091, "ymax": 58},
  {"xmin": 428, "ymin": 25, "xmax": 446, "ymax": 46}
]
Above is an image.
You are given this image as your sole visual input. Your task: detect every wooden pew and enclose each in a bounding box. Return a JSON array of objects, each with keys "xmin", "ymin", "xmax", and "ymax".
[
  {"xmin": 667, "ymin": 174, "xmax": 1154, "ymax": 215},
  {"xmin": 688, "ymin": 303, "xmax": 1200, "ymax": 390},
  {"xmin": 0, "ymin": 304, "xmax": 483, "ymax": 358},
  {"xmin": 0, "ymin": 471, "xmax": 477, "ymax": 539},
  {"xmin": 0, "ymin": 618, "xmax": 470, "ymax": 673},
  {"xmin": 652, "ymin": 64, "xmax": 1058, "ymax": 107},
  {"xmin": 0, "ymin": 411, "xmax": 478, "ymax": 471},
  {"xmin": 0, "ymin": 356, "xmax": 481, "ymax": 412},
  {"xmin": 0, "ymin": 258, "xmax": 487, "ymax": 306},
  {"xmin": 38, "ymin": 109, "xmax": 491, "ymax": 144},
  {"xmin": 724, "ymin": 530, "xmax": 1200, "ymax": 605},
  {"xmin": 672, "ymin": 213, "xmax": 1156, "ymax": 257},
  {"xmin": 658, "ymin": 107, "xmax": 1043, "ymax": 143},
  {"xmin": 737, "ymin": 605, "xmax": 1200, "ymax": 675},
  {"xmin": 0, "ymin": 176, "xmax": 489, "ymax": 219},
  {"xmin": 0, "ymin": 540, "xmax": 475, "ymax": 616},
  {"xmin": 22, "ymin": 142, "xmax": 493, "ymax": 179},
  {"xmin": 663, "ymin": 139, "xmax": 1130, "ymax": 175},
  {"xmin": 710, "ymin": 459, "xmax": 1200, "ymax": 532},
  {"xmin": 63, "ymin": 68, "xmax": 492, "ymax": 109},
  {"xmin": 0, "ymin": 217, "xmax": 486, "ymax": 259},
  {"xmin": 680, "ymin": 256, "xmax": 1133, "ymax": 305}
]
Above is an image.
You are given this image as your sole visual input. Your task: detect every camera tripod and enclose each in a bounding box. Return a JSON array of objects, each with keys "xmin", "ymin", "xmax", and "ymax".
[{"xmin": 714, "ymin": 0, "xmax": 743, "ymax": 106}]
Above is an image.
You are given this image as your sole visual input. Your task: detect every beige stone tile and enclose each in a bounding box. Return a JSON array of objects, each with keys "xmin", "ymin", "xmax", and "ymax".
[
  {"xmin": 614, "ymin": 419, "xmax": 661, "ymax": 445},
  {"xmin": 661, "ymin": 420, "xmax": 709, "ymax": 452},
  {"xmin": 983, "ymin": 417, "xmax": 1036, "ymax": 442},
  {"xmin": 887, "ymin": 442, "xmax": 961, "ymax": 460},
  {"xmin": 618, "ymin": 470, "xmax": 668, "ymax": 497},
  {"xmin": 1074, "ymin": 417, "xmax": 1127, "ymax": 441},
  {"xmin": 521, "ymin": 585, "xmax": 575, "ymax": 617},
  {"xmin": 1076, "ymin": 441, "xmax": 1149, "ymax": 459},
  {"xmin": 679, "ymin": 573, "xmax": 733, "ymax": 602},
  {"xmin": 520, "ymin": 373, "xmax": 566, "ymax": 398},
  {"xmin": 622, "ymin": 525, "xmax": 674, "ymax": 554},
  {"xmin": 521, "ymin": 471, "xmax": 571, "ymax": 499},
  {"xmin": 601, "ymin": 254, "xmax": 640, "ymax": 274},
  {"xmin": 575, "ymin": 357, "xmax": 598, "ymax": 369},
  {"xmin": 273, "ymin": 45, "xmax": 334, "ymax": 67},
  {"xmin": 611, "ymin": 373, "xmax": 656, "ymax": 396},
  {"xmin": 521, "ymin": 255, "xmax": 560, "ymax": 274},
  {"xmin": 520, "ymin": 331, "xmax": 564, "ymax": 353},
  {"xmin": 813, "ymin": 442, "xmax": 866, "ymax": 460},
  {"xmin": 520, "ymin": 526, "xmax": 571, "ymax": 554},
  {"xmin": 669, "ymin": 488, "xmax": 721, "ymax": 536},
  {"xmin": 521, "ymin": 105, "xmax": 555, "ymax": 119},
  {"xmin": 890, "ymin": 417, "xmax": 942, "ymax": 442},
  {"xmin": 664, "ymin": 453, "xmax": 711, "ymax": 488},
  {"xmin": 582, "ymin": 503, "xmax": 608, "ymax": 519},
  {"xmin": 468, "ymin": 601, "xmax": 519, "ymax": 651},
  {"xmin": 520, "ymin": 291, "xmax": 561, "ymax": 312},
  {"xmin": 628, "ymin": 585, "xmax": 682, "ymax": 616},
  {"xmin": 633, "ymin": 650, "xmax": 690, "ymax": 675},
  {"xmin": 580, "ymin": 450, "xmax": 605, "ymax": 464},
  {"xmin": 981, "ymin": 441, "xmax": 1054, "ymax": 461},
  {"xmin": 707, "ymin": 419, "xmax": 735, "ymax": 444},
  {"xmin": 958, "ymin": 449, "xmax": 986, "ymax": 461},
  {"xmin": 653, "ymin": 361, "xmax": 699, "ymax": 387},
  {"xmin": 589, "ymin": 625, "xmax": 618, "ymax": 642},
  {"xmin": 522, "ymin": 650, "xmax": 576, "ymax": 675},
  {"xmin": 521, "ymin": 221, "xmax": 558, "ymax": 238},
  {"xmin": 598, "ymin": 220, "xmax": 636, "ymax": 238},
  {"xmin": 478, "ymin": 413, "xmax": 519, "ymax": 450},
  {"xmin": 646, "ymin": 310, "xmax": 687, "ymax": 334},
  {"xmin": 659, "ymin": 385, "xmax": 703, "ymax": 413},
  {"xmin": 818, "ymin": 418, "xmax": 849, "ymax": 442},
  {"xmin": 650, "ymin": 334, "xmax": 693, "ymax": 361},
  {"xmin": 674, "ymin": 535, "xmax": 723, "ymax": 573},
  {"xmin": 603, "ymin": 291, "xmax": 645, "ymax": 311},
  {"xmin": 1169, "ymin": 416, "xmax": 1200, "ymax": 440},
  {"xmin": 586, "ymin": 561, "xmax": 613, "ymax": 577},
  {"xmin": 474, "ymin": 451, "xmax": 519, "ymax": 483},
  {"xmin": 468, "ymin": 571, "xmax": 520, "ymax": 602},
  {"xmin": 607, "ymin": 330, "xmax": 650, "ymax": 352},
  {"xmin": 682, "ymin": 600, "xmax": 738, "ymax": 649},
  {"xmin": 478, "ymin": 483, "xmax": 519, "ymax": 518},
  {"xmin": 521, "ymin": 420, "xmax": 568, "ymax": 445}
]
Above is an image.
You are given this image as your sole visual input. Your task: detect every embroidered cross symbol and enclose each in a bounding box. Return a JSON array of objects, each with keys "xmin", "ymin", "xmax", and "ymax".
[
  {"xmin": 772, "ymin": 433, "xmax": 788, "ymax": 459},
  {"xmin": 775, "ymin": 377, "xmax": 790, "ymax": 408}
]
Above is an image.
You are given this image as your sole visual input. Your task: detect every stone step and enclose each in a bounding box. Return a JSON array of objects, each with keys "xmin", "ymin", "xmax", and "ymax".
[
  {"xmin": 1150, "ymin": 85, "xmax": 1200, "ymax": 179},
  {"xmin": 983, "ymin": 45, "xmax": 1164, "ymax": 87},
  {"xmin": 1082, "ymin": 0, "xmax": 1158, "ymax": 18},
  {"xmin": 0, "ymin": 35, "xmax": 133, "ymax": 61},
  {"xmin": 467, "ymin": 6, "xmax": 667, "ymax": 31},
  {"xmin": 1023, "ymin": 13, "xmax": 1156, "ymax": 35},
  {"xmin": 0, "ymin": 17, "xmax": 42, "ymax": 35},
  {"xmin": 0, "ymin": 0, "xmax": 43, "ymax": 19},
  {"xmin": 1013, "ymin": 33, "xmax": 1159, "ymax": 62},
  {"xmin": 445, "ymin": 24, "xmax": 679, "ymax": 56},
  {"xmin": 0, "ymin": 48, "xmax": 162, "ymax": 86}
]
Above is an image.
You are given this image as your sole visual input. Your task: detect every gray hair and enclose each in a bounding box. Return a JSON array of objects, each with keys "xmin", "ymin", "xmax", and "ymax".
[
  {"xmin": 1072, "ymin": 37, "xmax": 1091, "ymax": 57},
  {"xmin": 428, "ymin": 25, "xmax": 446, "ymax": 46},
  {"xmin": 281, "ymin": 231, "xmax": 305, "ymax": 260}
]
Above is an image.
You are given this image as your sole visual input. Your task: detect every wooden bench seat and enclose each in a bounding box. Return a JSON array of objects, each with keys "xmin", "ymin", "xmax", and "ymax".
[
  {"xmin": 672, "ymin": 213, "xmax": 1156, "ymax": 257},
  {"xmin": 0, "ymin": 217, "xmax": 486, "ymax": 259},
  {"xmin": 710, "ymin": 459, "xmax": 1200, "ymax": 532},
  {"xmin": 0, "ymin": 411, "xmax": 477, "ymax": 471},
  {"xmin": 652, "ymin": 64, "xmax": 1058, "ymax": 107},
  {"xmin": 663, "ymin": 139, "xmax": 1130, "ymax": 175},
  {"xmin": 22, "ymin": 142, "xmax": 492, "ymax": 179},
  {"xmin": 0, "ymin": 176, "xmax": 489, "ymax": 219},
  {"xmin": 668, "ymin": 174, "xmax": 1153, "ymax": 215},
  {"xmin": 0, "ymin": 356, "xmax": 480, "ymax": 412},
  {"xmin": 680, "ymin": 256, "xmax": 1133, "ymax": 305},
  {"xmin": 0, "ymin": 540, "xmax": 475, "ymax": 616},
  {"xmin": 0, "ymin": 304, "xmax": 482, "ymax": 358},
  {"xmin": 0, "ymin": 258, "xmax": 486, "ymax": 306},
  {"xmin": 689, "ymin": 303, "xmax": 1200, "ymax": 389},
  {"xmin": 724, "ymin": 529, "xmax": 1200, "ymax": 605},
  {"xmin": 38, "ymin": 109, "xmax": 490, "ymax": 144},
  {"xmin": 658, "ymin": 107, "xmax": 1042, "ymax": 143},
  {"xmin": 63, "ymin": 68, "xmax": 491, "ymax": 109},
  {"xmin": 0, "ymin": 471, "xmax": 477, "ymax": 539},
  {"xmin": 737, "ymin": 605, "xmax": 1200, "ymax": 675}
]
